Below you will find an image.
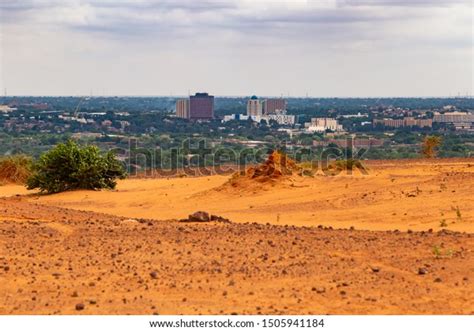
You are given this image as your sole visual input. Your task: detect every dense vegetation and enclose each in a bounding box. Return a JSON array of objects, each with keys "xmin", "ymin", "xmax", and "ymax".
[
  {"xmin": 27, "ymin": 141, "xmax": 127, "ymax": 193},
  {"xmin": 1, "ymin": 97, "xmax": 473, "ymax": 173}
]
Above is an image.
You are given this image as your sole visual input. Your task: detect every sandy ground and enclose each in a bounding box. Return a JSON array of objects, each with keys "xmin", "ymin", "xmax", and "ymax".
[
  {"xmin": 8, "ymin": 158, "xmax": 473, "ymax": 233},
  {"xmin": 0, "ymin": 198, "xmax": 473, "ymax": 315},
  {"xmin": 0, "ymin": 158, "xmax": 473, "ymax": 315}
]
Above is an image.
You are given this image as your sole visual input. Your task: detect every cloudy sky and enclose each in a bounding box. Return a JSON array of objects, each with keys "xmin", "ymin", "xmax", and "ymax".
[{"xmin": 0, "ymin": 0, "xmax": 472, "ymax": 97}]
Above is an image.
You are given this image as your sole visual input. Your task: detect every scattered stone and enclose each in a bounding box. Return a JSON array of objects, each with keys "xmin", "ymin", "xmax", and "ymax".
[
  {"xmin": 188, "ymin": 211, "xmax": 210, "ymax": 222},
  {"xmin": 75, "ymin": 303, "xmax": 85, "ymax": 311},
  {"xmin": 312, "ymin": 287, "xmax": 326, "ymax": 294},
  {"xmin": 370, "ymin": 265, "xmax": 380, "ymax": 273},
  {"xmin": 180, "ymin": 211, "xmax": 230, "ymax": 223},
  {"xmin": 418, "ymin": 268, "xmax": 428, "ymax": 275}
]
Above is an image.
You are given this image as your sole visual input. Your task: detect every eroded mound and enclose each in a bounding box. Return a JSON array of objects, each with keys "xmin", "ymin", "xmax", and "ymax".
[
  {"xmin": 221, "ymin": 151, "xmax": 302, "ymax": 191},
  {"xmin": 247, "ymin": 151, "xmax": 300, "ymax": 181}
]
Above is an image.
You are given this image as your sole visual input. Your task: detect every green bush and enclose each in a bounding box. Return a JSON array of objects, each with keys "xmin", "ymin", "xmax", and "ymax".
[{"xmin": 27, "ymin": 140, "xmax": 127, "ymax": 193}]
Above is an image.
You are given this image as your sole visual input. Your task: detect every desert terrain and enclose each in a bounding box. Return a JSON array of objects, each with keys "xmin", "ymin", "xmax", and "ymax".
[
  {"xmin": 0, "ymin": 158, "xmax": 473, "ymax": 314},
  {"xmin": 18, "ymin": 158, "xmax": 474, "ymax": 232}
]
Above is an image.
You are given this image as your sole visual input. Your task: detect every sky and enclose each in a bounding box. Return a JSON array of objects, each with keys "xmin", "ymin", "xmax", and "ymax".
[{"xmin": 0, "ymin": 0, "xmax": 472, "ymax": 97}]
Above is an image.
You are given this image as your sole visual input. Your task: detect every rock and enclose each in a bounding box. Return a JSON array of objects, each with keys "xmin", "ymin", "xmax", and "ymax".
[
  {"xmin": 180, "ymin": 211, "xmax": 230, "ymax": 223},
  {"xmin": 312, "ymin": 287, "xmax": 326, "ymax": 294},
  {"xmin": 434, "ymin": 277, "xmax": 442, "ymax": 283},
  {"xmin": 150, "ymin": 271, "xmax": 158, "ymax": 279},
  {"xmin": 370, "ymin": 265, "xmax": 380, "ymax": 273},
  {"xmin": 418, "ymin": 268, "xmax": 428, "ymax": 275},
  {"xmin": 184, "ymin": 211, "xmax": 210, "ymax": 222},
  {"xmin": 75, "ymin": 303, "xmax": 85, "ymax": 311}
]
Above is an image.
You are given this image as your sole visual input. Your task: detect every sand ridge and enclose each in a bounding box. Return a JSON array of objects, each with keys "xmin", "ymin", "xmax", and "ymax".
[{"xmin": 8, "ymin": 158, "xmax": 473, "ymax": 233}]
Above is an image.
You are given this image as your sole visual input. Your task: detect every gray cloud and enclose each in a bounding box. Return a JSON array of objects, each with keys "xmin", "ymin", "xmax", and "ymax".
[{"xmin": 0, "ymin": 0, "xmax": 471, "ymax": 96}]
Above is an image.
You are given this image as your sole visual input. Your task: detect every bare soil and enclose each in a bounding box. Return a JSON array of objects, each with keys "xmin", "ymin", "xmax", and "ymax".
[
  {"xmin": 0, "ymin": 197, "xmax": 473, "ymax": 315},
  {"xmin": 0, "ymin": 158, "xmax": 473, "ymax": 314}
]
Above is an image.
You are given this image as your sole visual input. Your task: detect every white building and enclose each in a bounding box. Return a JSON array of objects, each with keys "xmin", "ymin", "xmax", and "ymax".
[
  {"xmin": 223, "ymin": 112, "xmax": 295, "ymax": 126},
  {"xmin": 267, "ymin": 113, "xmax": 296, "ymax": 125},
  {"xmin": 306, "ymin": 118, "xmax": 344, "ymax": 132},
  {"xmin": 0, "ymin": 105, "xmax": 16, "ymax": 113}
]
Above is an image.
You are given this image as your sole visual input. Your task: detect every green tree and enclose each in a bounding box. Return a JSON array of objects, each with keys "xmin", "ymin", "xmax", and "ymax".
[{"xmin": 27, "ymin": 140, "xmax": 126, "ymax": 193}]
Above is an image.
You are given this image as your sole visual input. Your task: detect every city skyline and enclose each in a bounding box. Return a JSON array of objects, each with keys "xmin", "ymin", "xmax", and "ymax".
[{"xmin": 1, "ymin": 0, "xmax": 472, "ymax": 97}]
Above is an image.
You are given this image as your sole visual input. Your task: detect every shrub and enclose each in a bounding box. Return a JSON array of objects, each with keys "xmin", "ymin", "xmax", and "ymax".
[
  {"xmin": 27, "ymin": 140, "xmax": 127, "ymax": 194},
  {"xmin": 0, "ymin": 155, "xmax": 33, "ymax": 185},
  {"xmin": 421, "ymin": 136, "xmax": 442, "ymax": 158}
]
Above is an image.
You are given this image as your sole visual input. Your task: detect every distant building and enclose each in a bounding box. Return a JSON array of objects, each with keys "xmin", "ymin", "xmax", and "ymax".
[
  {"xmin": 189, "ymin": 93, "xmax": 214, "ymax": 120},
  {"xmin": 307, "ymin": 118, "xmax": 343, "ymax": 132},
  {"xmin": 373, "ymin": 117, "xmax": 432, "ymax": 128},
  {"xmin": 0, "ymin": 105, "xmax": 16, "ymax": 113},
  {"xmin": 433, "ymin": 112, "xmax": 474, "ymax": 124},
  {"xmin": 339, "ymin": 112, "xmax": 368, "ymax": 119},
  {"xmin": 223, "ymin": 111, "xmax": 295, "ymax": 126},
  {"xmin": 176, "ymin": 99, "xmax": 190, "ymax": 119},
  {"xmin": 267, "ymin": 113, "xmax": 296, "ymax": 126},
  {"xmin": 432, "ymin": 112, "xmax": 474, "ymax": 132},
  {"xmin": 247, "ymin": 96, "xmax": 263, "ymax": 116},
  {"xmin": 263, "ymin": 98, "xmax": 287, "ymax": 115},
  {"xmin": 222, "ymin": 114, "xmax": 256, "ymax": 123}
]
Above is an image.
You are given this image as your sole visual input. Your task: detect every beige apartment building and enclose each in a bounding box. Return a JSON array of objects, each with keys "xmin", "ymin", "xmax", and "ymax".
[
  {"xmin": 309, "ymin": 118, "xmax": 343, "ymax": 132},
  {"xmin": 433, "ymin": 112, "xmax": 474, "ymax": 123},
  {"xmin": 176, "ymin": 99, "xmax": 190, "ymax": 119},
  {"xmin": 373, "ymin": 117, "xmax": 432, "ymax": 128}
]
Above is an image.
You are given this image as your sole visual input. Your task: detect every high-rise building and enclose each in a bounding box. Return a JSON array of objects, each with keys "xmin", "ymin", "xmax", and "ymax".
[
  {"xmin": 175, "ymin": 99, "xmax": 190, "ymax": 119},
  {"xmin": 189, "ymin": 93, "xmax": 214, "ymax": 120},
  {"xmin": 263, "ymin": 98, "xmax": 287, "ymax": 115},
  {"xmin": 247, "ymin": 96, "xmax": 263, "ymax": 116}
]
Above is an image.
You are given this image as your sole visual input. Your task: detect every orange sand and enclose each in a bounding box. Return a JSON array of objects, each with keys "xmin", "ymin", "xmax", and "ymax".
[{"xmin": 1, "ymin": 158, "xmax": 472, "ymax": 233}]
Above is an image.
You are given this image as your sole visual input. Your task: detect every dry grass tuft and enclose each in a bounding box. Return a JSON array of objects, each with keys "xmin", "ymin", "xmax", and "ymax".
[{"xmin": 0, "ymin": 155, "xmax": 33, "ymax": 185}]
